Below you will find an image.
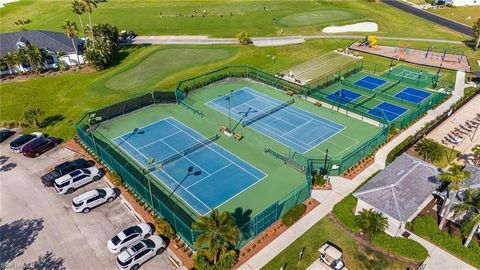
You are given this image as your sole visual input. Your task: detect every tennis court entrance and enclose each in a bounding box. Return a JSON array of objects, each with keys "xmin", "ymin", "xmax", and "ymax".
[
  {"xmin": 206, "ymin": 87, "xmax": 345, "ymax": 154},
  {"xmin": 113, "ymin": 117, "xmax": 266, "ymax": 216}
]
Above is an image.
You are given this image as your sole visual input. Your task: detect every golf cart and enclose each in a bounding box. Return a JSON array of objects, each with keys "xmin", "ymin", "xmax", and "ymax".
[{"xmin": 319, "ymin": 242, "xmax": 345, "ymax": 270}]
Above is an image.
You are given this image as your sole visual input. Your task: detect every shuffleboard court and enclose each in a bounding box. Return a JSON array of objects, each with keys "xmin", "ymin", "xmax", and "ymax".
[
  {"xmin": 206, "ymin": 87, "xmax": 345, "ymax": 154},
  {"xmin": 394, "ymin": 87, "xmax": 431, "ymax": 104},
  {"xmin": 112, "ymin": 117, "xmax": 266, "ymax": 216},
  {"xmin": 367, "ymin": 102, "xmax": 408, "ymax": 122},
  {"xmin": 325, "ymin": 89, "xmax": 362, "ymax": 105},
  {"xmin": 354, "ymin": 75, "xmax": 387, "ymax": 90}
]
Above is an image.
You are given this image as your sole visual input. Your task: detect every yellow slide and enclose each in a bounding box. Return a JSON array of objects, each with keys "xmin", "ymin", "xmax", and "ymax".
[{"xmin": 367, "ymin": 35, "xmax": 377, "ymax": 48}]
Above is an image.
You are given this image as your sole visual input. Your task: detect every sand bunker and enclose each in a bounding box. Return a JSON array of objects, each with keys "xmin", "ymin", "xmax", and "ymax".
[
  {"xmin": 322, "ymin": 22, "xmax": 378, "ymax": 33},
  {"xmin": 0, "ymin": 0, "xmax": 19, "ymax": 8}
]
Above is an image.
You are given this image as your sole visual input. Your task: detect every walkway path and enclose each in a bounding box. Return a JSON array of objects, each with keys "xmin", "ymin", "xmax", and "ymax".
[
  {"xmin": 238, "ymin": 71, "xmax": 474, "ymax": 270},
  {"xmin": 129, "ymin": 35, "xmax": 467, "ymax": 46}
]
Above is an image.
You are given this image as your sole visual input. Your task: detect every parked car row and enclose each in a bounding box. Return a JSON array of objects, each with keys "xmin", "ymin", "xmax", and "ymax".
[
  {"xmin": 3, "ymin": 130, "xmax": 61, "ymax": 157},
  {"xmin": 43, "ymin": 157, "xmax": 166, "ymax": 269}
]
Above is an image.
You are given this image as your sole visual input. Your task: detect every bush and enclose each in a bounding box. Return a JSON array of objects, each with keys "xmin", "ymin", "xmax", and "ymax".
[
  {"xmin": 108, "ymin": 172, "xmax": 123, "ymax": 187},
  {"xmin": 386, "ymin": 135, "xmax": 415, "ymax": 164},
  {"xmin": 411, "ymin": 216, "xmax": 480, "ymax": 268},
  {"xmin": 371, "ymin": 233, "xmax": 428, "ymax": 261},
  {"xmin": 194, "ymin": 250, "xmax": 237, "ymax": 270},
  {"xmin": 155, "ymin": 218, "xmax": 175, "ymax": 238},
  {"xmin": 282, "ymin": 204, "xmax": 306, "ymax": 226},
  {"xmin": 236, "ymin": 31, "xmax": 251, "ymax": 45},
  {"xmin": 312, "ymin": 173, "xmax": 326, "ymax": 186}
]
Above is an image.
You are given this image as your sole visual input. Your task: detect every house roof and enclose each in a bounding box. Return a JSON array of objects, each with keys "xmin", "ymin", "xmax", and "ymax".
[
  {"xmin": 0, "ymin": 30, "xmax": 81, "ymax": 57},
  {"xmin": 464, "ymin": 164, "xmax": 480, "ymax": 189},
  {"xmin": 354, "ymin": 154, "xmax": 442, "ymax": 222}
]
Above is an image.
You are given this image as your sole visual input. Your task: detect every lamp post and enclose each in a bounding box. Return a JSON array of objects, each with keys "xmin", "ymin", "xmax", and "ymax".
[
  {"xmin": 88, "ymin": 113, "xmax": 102, "ymax": 154},
  {"xmin": 267, "ymin": 54, "xmax": 276, "ymax": 75}
]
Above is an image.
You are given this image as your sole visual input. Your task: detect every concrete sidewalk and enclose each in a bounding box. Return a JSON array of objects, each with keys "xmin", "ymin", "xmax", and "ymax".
[{"xmin": 238, "ymin": 71, "xmax": 469, "ymax": 270}]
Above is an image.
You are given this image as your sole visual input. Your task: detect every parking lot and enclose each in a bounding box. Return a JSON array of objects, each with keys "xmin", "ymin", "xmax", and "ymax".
[{"xmin": 0, "ymin": 141, "xmax": 175, "ymax": 270}]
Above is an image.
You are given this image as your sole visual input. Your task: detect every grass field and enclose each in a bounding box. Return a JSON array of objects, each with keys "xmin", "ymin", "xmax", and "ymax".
[
  {"xmin": 262, "ymin": 215, "xmax": 409, "ymax": 270},
  {"xmin": 429, "ymin": 6, "xmax": 480, "ymax": 26},
  {"xmin": 0, "ymin": 0, "xmax": 467, "ymax": 40}
]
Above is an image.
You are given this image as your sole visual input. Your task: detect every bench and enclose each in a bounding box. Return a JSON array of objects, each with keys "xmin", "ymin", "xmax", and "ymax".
[
  {"xmin": 286, "ymin": 90, "xmax": 294, "ymax": 96},
  {"xmin": 219, "ymin": 125, "xmax": 226, "ymax": 132},
  {"xmin": 315, "ymin": 101, "xmax": 322, "ymax": 107},
  {"xmin": 233, "ymin": 133, "xmax": 243, "ymax": 140}
]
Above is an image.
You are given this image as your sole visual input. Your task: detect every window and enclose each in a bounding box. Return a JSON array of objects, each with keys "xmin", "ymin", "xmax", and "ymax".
[
  {"xmin": 134, "ymin": 249, "xmax": 150, "ymax": 260},
  {"xmin": 86, "ymin": 196, "xmax": 99, "ymax": 203},
  {"xmin": 70, "ymin": 170, "xmax": 82, "ymax": 177},
  {"xmin": 73, "ymin": 175, "xmax": 88, "ymax": 183},
  {"xmin": 122, "ymin": 234, "xmax": 138, "ymax": 244},
  {"xmin": 45, "ymin": 55, "xmax": 55, "ymax": 65}
]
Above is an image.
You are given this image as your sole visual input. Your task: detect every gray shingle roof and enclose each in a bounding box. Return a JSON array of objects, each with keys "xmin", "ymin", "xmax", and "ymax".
[
  {"xmin": 354, "ymin": 154, "xmax": 442, "ymax": 222},
  {"xmin": 0, "ymin": 30, "xmax": 81, "ymax": 57},
  {"xmin": 464, "ymin": 164, "xmax": 480, "ymax": 189}
]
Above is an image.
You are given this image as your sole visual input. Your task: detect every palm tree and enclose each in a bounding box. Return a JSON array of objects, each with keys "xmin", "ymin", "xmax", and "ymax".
[
  {"xmin": 72, "ymin": 0, "xmax": 86, "ymax": 32},
  {"xmin": 80, "ymin": 0, "xmax": 97, "ymax": 26},
  {"xmin": 192, "ymin": 209, "xmax": 239, "ymax": 264},
  {"xmin": 55, "ymin": 51, "xmax": 67, "ymax": 70},
  {"xmin": 414, "ymin": 138, "xmax": 444, "ymax": 163},
  {"xmin": 473, "ymin": 144, "xmax": 480, "ymax": 166},
  {"xmin": 2, "ymin": 52, "xmax": 18, "ymax": 73},
  {"xmin": 438, "ymin": 165, "xmax": 471, "ymax": 229},
  {"xmin": 453, "ymin": 189, "xmax": 480, "ymax": 247},
  {"xmin": 355, "ymin": 208, "xmax": 388, "ymax": 237},
  {"xmin": 24, "ymin": 44, "xmax": 47, "ymax": 72},
  {"xmin": 61, "ymin": 20, "xmax": 81, "ymax": 65}
]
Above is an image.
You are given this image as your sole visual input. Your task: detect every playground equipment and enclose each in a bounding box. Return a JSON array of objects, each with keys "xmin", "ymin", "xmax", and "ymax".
[
  {"xmin": 425, "ymin": 46, "xmax": 465, "ymax": 64},
  {"xmin": 396, "ymin": 43, "xmax": 410, "ymax": 61},
  {"xmin": 363, "ymin": 35, "xmax": 377, "ymax": 48}
]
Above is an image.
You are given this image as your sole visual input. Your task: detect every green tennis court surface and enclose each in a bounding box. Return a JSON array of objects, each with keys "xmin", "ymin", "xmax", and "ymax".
[{"xmin": 381, "ymin": 65, "xmax": 439, "ymax": 88}]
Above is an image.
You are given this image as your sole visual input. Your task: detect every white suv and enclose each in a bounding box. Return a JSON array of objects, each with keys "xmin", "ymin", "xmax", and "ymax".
[
  {"xmin": 72, "ymin": 187, "xmax": 117, "ymax": 213},
  {"xmin": 108, "ymin": 223, "xmax": 154, "ymax": 253},
  {"xmin": 116, "ymin": 235, "xmax": 166, "ymax": 270},
  {"xmin": 54, "ymin": 167, "xmax": 103, "ymax": 194}
]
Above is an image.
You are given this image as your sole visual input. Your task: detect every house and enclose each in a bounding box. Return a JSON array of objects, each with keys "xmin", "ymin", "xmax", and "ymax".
[
  {"xmin": 438, "ymin": 0, "xmax": 480, "ymax": 6},
  {"xmin": 0, "ymin": 30, "xmax": 84, "ymax": 75},
  {"xmin": 353, "ymin": 154, "xmax": 442, "ymax": 236}
]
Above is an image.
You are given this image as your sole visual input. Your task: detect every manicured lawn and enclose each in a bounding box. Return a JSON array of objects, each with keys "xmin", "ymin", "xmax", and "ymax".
[
  {"xmin": 0, "ymin": 0, "xmax": 466, "ymax": 40},
  {"xmin": 262, "ymin": 215, "xmax": 410, "ymax": 270},
  {"xmin": 429, "ymin": 6, "xmax": 480, "ymax": 26}
]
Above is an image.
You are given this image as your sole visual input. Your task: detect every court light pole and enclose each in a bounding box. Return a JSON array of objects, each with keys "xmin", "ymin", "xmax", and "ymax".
[{"xmin": 266, "ymin": 54, "xmax": 276, "ymax": 75}]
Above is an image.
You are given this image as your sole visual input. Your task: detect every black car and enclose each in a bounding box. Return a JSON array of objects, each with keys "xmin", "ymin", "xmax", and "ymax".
[
  {"xmin": 41, "ymin": 158, "xmax": 95, "ymax": 187},
  {"xmin": 9, "ymin": 132, "xmax": 43, "ymax": 153},
  {"xmin": 0, "ymin": 129, "xmax": 15, "ymax": 143}
]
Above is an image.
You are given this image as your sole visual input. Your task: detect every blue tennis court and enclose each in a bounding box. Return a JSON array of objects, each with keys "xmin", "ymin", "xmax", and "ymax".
[
  {"xmin": 206, "ymin": 87, "xmax": 345, "ymax": 154},
  {"xmin": 395, "ymin": 87, "xmax": 431, "ymax": 104},
  {"xmin": 367, "ymin": 102, "xmax": 408, "ymax": 122},
  {"xmin": 354, "ymin": 75, "xmax": 386, "ymax": 90},
  {"xmin": 325, "ymin": 89, "xmax": 362, "ymax": 105},
  {"xmin": 112, "ymin": 117, "xmax": 266, "ymax": 216}
]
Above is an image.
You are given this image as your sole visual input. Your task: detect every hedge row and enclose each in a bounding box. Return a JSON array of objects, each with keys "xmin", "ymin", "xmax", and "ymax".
[
  {"xmin": 386, "ymin": 135, "xmax": 415, "ymax": 164},
  {"xmin": 410, "ymin": 216, "xmax": 480, "ymax": 268},
  {"xmin": 282, "ymin": 204, "xmax": 306, "ymax": 226},
  {"xmin": 372, "ymin": 233, "xmax": 428, "ymax": 262}
]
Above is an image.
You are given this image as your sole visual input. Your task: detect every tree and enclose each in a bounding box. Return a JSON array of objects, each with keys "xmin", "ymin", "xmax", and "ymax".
[
  {"xmin": 80, "ymin": 0, "xmax": 97, "ymax": 26},
  {"xmin": 473, "ymin": 144, "xmax": 480, "ymax": 166},
  {"xmin": 453, "ymin": 189, "xmax": 480, "ymax": 247},
  {"xmin": 23, "ymin": 107, "xmax": 44, "ymax": 128},
  {"xmin": 55, "ymin": 51, "xmax": 67, "ymax": 70},
  {"xmin": 414, "ymin": 138, "xmax": 444, "ymax": 163},
  {"xmin": 438, "ymin": 165, "xmax": 471, "ymax": 229},
  {"xmin": 192, "ymin": 209, "xmax": 239, "ymax": 265},
  {"xmin": 473, "ymin": 18, "xmax": 480, "ymax": 50},
  {"xmin": 72, "ymin": 0, "xmax": 86, "ymax": 32},
  {"xmin": 2, "ymin": 52, "xmax": 18, "ymax": 73},
  {"xmin": 236, "ymin": 31, "xmax": 251, "ymax": 45},
  {"xmin": 23, "ymin": 44, "xmax": 47, "ymax": 72},
  {"xmin": 61, "ymin": 20, "xmax": 81, "ymax": 65},
  {"xmin": 355, "ymin": 208, "xmax": 388, "ymax": 237},
  {"xmin": 84, "ymin": 23, "xmax": 119, "ymax": 70}
]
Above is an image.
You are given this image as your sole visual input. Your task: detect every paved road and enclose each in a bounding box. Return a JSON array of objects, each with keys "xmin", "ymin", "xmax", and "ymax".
[
  {"xmin": 382, "ymin": 0, "xmax": 473, "ymax": 37},
  {"xmin": 0, "ymin": 143, "xmax": 174, "ymax": 270}
]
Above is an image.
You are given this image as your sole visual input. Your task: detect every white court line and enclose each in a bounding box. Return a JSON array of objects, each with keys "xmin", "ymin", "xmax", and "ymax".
[
  {"xmin": 185, "ymin": 163, "xmax": 231, "ymax": 189},
  {"xmin": 138, "ymin": 130, "xmax": 183, "ymax": 150}
]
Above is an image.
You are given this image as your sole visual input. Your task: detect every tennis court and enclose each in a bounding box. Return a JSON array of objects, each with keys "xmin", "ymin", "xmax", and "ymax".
[
  {"xmin": 353, "ymin": 75, "xmax": 387, "ymax": 90},
  {"xmin": 394, "ymin": 87, "xmax": 431, "ymax": 104},
  {"xmin": 206, "ymin": 87, "xmax": 345, "ymax": 154},
  {"xmin": 382, "ymin": 66, "xmax": 439, "ymax": 88},
  {"xmin": 325, "ymin": 89, "xmax": 362, "ymax": 105},
  {"xmin": 112, "ymin": 117, "xmax": 266, "ymax": 216},
  {"xmin": 367, "ymin": 102, "xmax": 407, "ymax": 122}
]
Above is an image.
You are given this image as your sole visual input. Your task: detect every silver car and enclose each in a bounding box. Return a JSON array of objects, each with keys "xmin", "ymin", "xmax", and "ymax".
[
  {"xmin": 107, "ymin": 223, "xmax": 154, "ymax": 254},
  {"xmin": 116, "ymin": 235, "xmax": 166, "ymax": 270}
]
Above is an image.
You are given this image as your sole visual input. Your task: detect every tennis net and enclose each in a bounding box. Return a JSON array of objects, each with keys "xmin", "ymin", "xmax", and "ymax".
[
  {"xmin": 380, "ymin": 80, "xmax": 401, "ymax": 93},
  {"xmin": 242, "ymin": 99, "xmax": 295, "ymax": 127},
  {"xmin": 148, "ymin": 134, "xmax": 220, "ymax": 170},
  {"xmin": 354, "ymin": 93, "xmax": 376, "ymax": 108}
]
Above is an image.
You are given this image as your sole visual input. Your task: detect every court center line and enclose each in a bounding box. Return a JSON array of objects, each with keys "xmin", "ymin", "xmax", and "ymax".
[
  {"xmin": 185, "ymin": 163, "xmax": 232, "ymax": 189},
  {"xmin": 137, "ymin": 130, "xmax": 183, "ymax": 150}
]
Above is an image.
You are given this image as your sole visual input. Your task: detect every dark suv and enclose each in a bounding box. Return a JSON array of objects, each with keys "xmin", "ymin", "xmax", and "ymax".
[{"xmin": 22, "ymin": 137, "xmax": 61, "ymax": 158}]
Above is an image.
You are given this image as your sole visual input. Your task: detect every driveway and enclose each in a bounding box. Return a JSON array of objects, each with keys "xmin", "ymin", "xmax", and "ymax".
[{"xmin": 0, "ymin": 142, "xmax": 175, "ymax": 270}]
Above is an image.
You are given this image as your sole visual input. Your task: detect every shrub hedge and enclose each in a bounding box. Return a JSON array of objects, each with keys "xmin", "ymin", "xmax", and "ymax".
[
  {"xmin": 372, "ymin": 233, "xmax": 428, "ymax": 261},
  {"xmin": 411, "ymin": 216, "xmax": 480, "ymax": 268},
  {"xmin": 386, "ymin": 135, "xmax": 415, "ymax": 164},
  {"xmin": 282, "ymin": 204, "xmax": 306, "ymax": 226},
  {"xmin": 332, "ymin": 195, "xmax": 360, "ymax": 232}
]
